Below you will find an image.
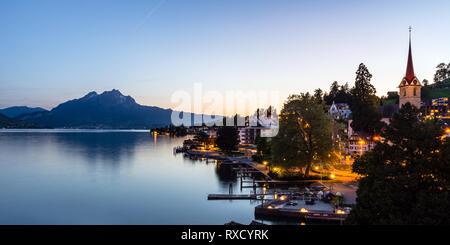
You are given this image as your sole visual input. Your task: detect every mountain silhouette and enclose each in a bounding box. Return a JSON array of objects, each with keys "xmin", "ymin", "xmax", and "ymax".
[
  {"xmin": 0, "ymin": 113, "xmax": 46, "ymax": 128},
  {"xmin": 0, "ymin": 106, "xmax": 47, "ymax": 118},
  {"xmin": 17, "ymin": 89, "xmax": 174, "ymax": 129}
]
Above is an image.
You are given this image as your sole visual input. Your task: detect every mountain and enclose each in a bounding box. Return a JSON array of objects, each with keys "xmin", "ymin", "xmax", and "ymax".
[
  {"xmin": 0, "ymin": 113, "xmax": 47, "ymax": 129},
  {"xmin": 17, "ymin": 89, "xmax": 175, "ymax": 129},
  {"xmin": 0, "ymin": 106, "xmax": 47, "ymax": 118}
]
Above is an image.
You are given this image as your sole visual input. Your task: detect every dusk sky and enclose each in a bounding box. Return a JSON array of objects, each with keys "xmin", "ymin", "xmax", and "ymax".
[{"xmin": 1, "ymin": 0, "xmax": 450, "ymax": 113}]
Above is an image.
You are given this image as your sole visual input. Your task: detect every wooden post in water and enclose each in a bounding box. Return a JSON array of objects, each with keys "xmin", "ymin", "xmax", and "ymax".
[{"xmin": 240, "ymin": 175, "xmax": 243, "ymax": 192}]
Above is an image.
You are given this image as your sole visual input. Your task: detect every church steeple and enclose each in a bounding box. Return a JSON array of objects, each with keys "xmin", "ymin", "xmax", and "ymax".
[
  {"xmin": 405, "ymin": 27, "xmax": 415, "ymax": 82},
  {"xmin": 399, "ymin": 26, "xmax": 421, "ymax": 108},
  {"xmin": 399, "ymin": 27, "xmax": 421, "ymax": 87}
]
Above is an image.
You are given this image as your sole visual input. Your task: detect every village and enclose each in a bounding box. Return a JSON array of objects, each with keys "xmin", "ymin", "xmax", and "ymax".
[{"xmin": 165, "ymin": 31, "xmax": 450, "ymax": 224}]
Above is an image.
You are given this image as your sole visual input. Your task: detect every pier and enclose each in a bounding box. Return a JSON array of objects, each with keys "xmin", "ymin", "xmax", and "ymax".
[
  {"xmin": 207, "ymin": 194, "xmax": 257, "ymax": 200},
  {"xmin": 183, "ymin": 150, "xmax": 273, "ymax": 180},
  {"xmin": 254, "ymin": 198, "xmax": 349, "ymax": 223}
]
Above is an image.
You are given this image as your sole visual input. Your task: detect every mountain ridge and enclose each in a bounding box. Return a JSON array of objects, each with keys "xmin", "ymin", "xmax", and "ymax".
[
  {"xmin": 0, "ymin": 113, "xmax": 47, "ymax": 129},
  {"xmin": 17, "ymin": 89, "xmax": 175, "ymax": 129},
  {"xmin": 0, "ymin": 106, "xmax": 48, "ymax": 118}
]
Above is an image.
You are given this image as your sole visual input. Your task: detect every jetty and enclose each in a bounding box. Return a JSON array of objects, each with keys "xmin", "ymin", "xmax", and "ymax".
[
  {"xmin": 183, "ymin": 150, "xmax": 273, "ymax": 180},
  {"xmin": 255, "ymin": 198, "xmax": 349, "ymax": 223},
  {"xmin": 208, "ymin": 194, "xmax": 257, "ymax": 200}
]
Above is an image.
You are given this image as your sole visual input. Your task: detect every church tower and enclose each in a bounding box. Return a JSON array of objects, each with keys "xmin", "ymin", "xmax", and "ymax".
[{"xmin": 399, "ymin": 27, "xmax": 421, "ymax": 108}]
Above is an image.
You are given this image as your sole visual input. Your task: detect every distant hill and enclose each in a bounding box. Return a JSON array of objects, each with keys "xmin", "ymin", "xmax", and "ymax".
[
  {"xmin": 17, "ymin": 89, "xmax": 183, "ymax": 129},
  {"xmin": 0, "ymin": 113, "xmax": 46, "ymax": 129},
  {"xmin": 422, "ymin": 78, "xmax": 450, "ymax": 100},
  {"xmin": 0, "ymin": 106, "xmax": 47, "ymax": 118}
]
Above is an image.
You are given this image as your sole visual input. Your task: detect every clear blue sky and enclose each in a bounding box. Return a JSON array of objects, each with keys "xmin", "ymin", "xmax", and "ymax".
[{"xmin": 1, "ymin": 0, "xmax": 450, "ymax": 111}]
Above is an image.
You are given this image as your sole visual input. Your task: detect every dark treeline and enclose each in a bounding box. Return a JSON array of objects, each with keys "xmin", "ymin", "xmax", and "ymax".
[{"xmin": 151, "ymin": 125, "xmax": 188, "ymax": 137}]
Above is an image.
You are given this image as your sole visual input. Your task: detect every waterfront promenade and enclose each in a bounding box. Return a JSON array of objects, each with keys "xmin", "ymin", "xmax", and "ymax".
[{"xmin": 184, "ymin": 149, "xmax": 358, "ymax": 205}]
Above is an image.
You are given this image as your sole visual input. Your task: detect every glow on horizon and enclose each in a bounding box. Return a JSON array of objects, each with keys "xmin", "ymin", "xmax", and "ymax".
[{"xmin": 1, "ymin": 0, "xmax": 450, "ymax": 113}]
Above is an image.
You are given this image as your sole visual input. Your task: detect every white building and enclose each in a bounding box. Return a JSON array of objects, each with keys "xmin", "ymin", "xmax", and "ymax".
[
  {"xmin": 328, "ymin": 102, "xmax": 351, "ymax": 120},
  {"xmin": 238, "ymin": 115, "xmax": 279, "ymax": 145}
]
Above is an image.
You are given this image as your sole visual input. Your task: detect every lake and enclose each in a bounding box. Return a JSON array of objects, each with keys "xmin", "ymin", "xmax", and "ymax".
[{"xmin": 0, "ymin": 129, "xmax": 290, "ymax": 225}]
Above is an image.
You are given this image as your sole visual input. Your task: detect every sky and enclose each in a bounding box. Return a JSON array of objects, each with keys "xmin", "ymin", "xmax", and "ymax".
[{"xmin": 1, "ymin": 0, "xmax": 450, "ymax": 114}]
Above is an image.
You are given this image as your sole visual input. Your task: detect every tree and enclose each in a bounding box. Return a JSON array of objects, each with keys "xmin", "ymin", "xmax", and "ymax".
[
  {"xmin": 314, "ymin": 88, "xmax": 324, "ymax": 104},
  {"xmin": 349, "ymin": 63, "xmax": 383, "ymax": 136},
  {"xmin": 271, "ymin": 93, "xmax": 337, "ymax": 177},
  {"xmin": 324, "ymin": 81, "xmax": 352, "ymax": 105},
  {"xmin": 346, "ymin": 103, "xmax": 450, "ymax": 224},
  {"xmin": 324, "ymin": 81, "xmax": 340, "ymax": 105},
  {"xmin": 254, "ymin": 134, "xmax": 271, "ymax": 162},
  {"xmin": 434, "ymin": 63, "xmax": 450, "ymax": 83},
  {"xmin": 215, "ymin": 126, "xmax": 240, "ymax": 153},
  {"xmin": 194, "ymin": 131, "xmax": 209, "ymax": 146}
]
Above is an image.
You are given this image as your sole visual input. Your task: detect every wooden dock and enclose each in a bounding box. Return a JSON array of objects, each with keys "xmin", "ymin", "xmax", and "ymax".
[
  {"xmin": 208, "ymin": 194, "xmax": 257, "ymax": 200},
  {"xmin": 184, "ymin": 150, "xmax": 273, "ymax": 180},
  {"xmin": 254, "ymin": 201, "xmax": 347, "ymax": 222},
  {"xmin": 241, "ymin": 179, "xmax": 335, "ymax": 184}
]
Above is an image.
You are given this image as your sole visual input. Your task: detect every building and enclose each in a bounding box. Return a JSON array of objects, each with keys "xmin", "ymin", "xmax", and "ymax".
[
  {"xmin": 238, "ymin": 127, "xmax": 261, "ymax": 145},
  {"xmin": 328, "ymin": 102, "xmax": 351, "ymax": 120},
  {"xmin": 423, "ymin": 97, "xmax": 450, "ymax": 121},
  {"xmin": 238, "ymin": 114, "xmax": 278, "ymax": 145},
  {"xmin": 347, "ymin": 134, "xmax": 374, "ymax": 156},
  {"xmin": 398, "ymin": 28, "xmax": 422, "ymax": 108},
  {"xmin": 346, "ymin": 119, "xmax": 385, "ymax": 156}
]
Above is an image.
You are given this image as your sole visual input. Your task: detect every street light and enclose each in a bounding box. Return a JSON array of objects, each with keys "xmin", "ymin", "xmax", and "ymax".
[{"xmin": 358, "ymin": 140, "xmax": 365, "ymax": 156}]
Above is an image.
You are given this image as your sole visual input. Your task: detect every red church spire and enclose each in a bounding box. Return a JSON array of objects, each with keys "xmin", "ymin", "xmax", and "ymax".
[
  {"xmin": 400, "ymin": 26, "xmax": 420, "ymax": 86},
  {"xmin": 405, "ymin": 26, "xmax": 415, "ymax": 82}
]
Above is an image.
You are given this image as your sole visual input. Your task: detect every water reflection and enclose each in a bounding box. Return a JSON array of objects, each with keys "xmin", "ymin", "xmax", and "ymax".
[
  {"xmin": 49, "ymin": 132, "xmax": 148, "ymax": 169},
  {"xmin": 0, "ymin": 130, "xmax": 291, "ymax": 225}
]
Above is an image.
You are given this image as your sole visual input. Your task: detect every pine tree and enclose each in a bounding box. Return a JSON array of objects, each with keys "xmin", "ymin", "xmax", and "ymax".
[{"xmin": 350, "ymin": 63, "xmax": 382, "ymax": 136}]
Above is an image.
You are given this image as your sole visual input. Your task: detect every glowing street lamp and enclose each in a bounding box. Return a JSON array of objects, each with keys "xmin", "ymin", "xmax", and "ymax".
[
  {"xmin": 358, "ymin": 140, "xmax": 365, "ymax": 155},
  {"xmin": 300, "ymin": 208, "xmax": 308, "ymax": 213}
]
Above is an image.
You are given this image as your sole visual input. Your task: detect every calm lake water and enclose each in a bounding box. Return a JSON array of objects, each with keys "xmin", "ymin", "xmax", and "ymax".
[{"xmin": 0, "ymin": 129, "xmax": 289, "ymax": 225}]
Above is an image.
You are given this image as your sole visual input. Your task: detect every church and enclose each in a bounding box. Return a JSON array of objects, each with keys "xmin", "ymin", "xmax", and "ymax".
[
  {"xmin": 379, "ymin": 29, "xmax": 422, "ymax": 119},
  {"xmin": 348, "ymin": 29, "xmax": 422, "ymax": 157},
  {"xmin": 398, "ymin": 28, "xmax": 422, "ymax": 108}
]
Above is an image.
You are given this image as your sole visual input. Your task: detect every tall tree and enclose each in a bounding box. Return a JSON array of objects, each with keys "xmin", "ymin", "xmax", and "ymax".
[
  {"xmin": 271, "ymin": 93, "xmax": 337, "ymax": 177},
  {"xmin": 324, "ymin": 81, "xmax": 352, "ymax": 105},
  {"xmin": 314, "ymin": 88, "xmax": 324, "ymax": 104},
  {"xmin": 347, "ymin": 103, "xmax": 450, "ymax": 224},
  {"xmin": 350, "ymin": 63, "xmax": 382, "ymax": 136},
  {"xmin": 215, "ymin": 126, "xmax": 240, "ymax": 153}
]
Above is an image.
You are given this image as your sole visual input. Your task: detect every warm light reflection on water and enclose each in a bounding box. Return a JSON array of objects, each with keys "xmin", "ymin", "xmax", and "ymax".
[{"xmin": 0, "ymin": 130, "xmax": 296, "ymax": 225}]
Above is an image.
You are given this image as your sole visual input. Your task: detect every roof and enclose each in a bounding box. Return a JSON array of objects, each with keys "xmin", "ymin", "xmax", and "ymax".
[
  {"xmin": 399, "ymin": 31, "xmax": 421, "ymax": 87},
  {"xmin": 378, "ymin": 104, "xmax": 399, "ymax": 118}
]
